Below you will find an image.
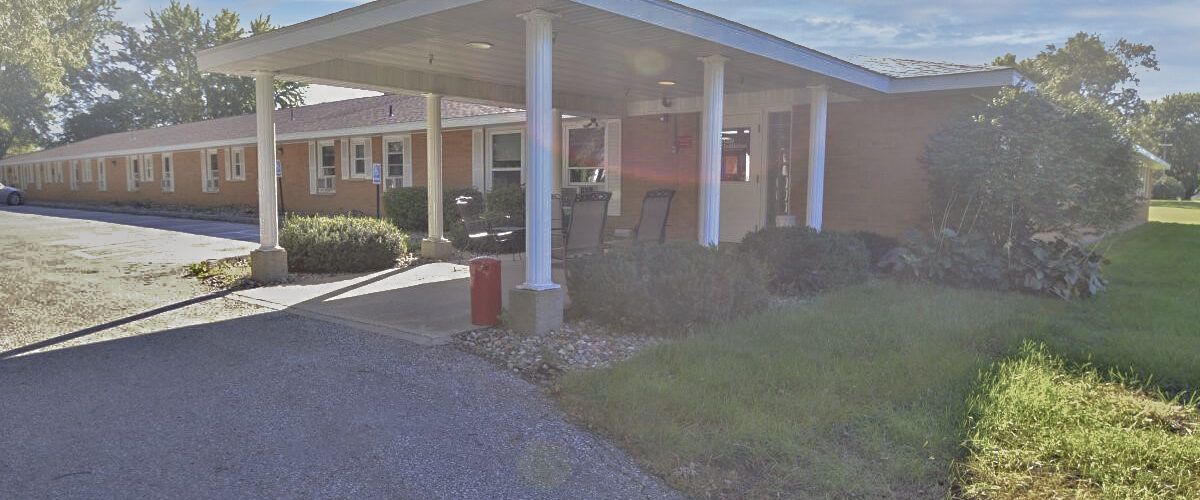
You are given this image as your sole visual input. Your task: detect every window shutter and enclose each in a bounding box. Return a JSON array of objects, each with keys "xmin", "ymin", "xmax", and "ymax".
[
  {"xmin": 308, "ymin": 141, "xmax": 318, "ymax": 194},
  {"xmin": 471, "ymin": 128, "xmax": 485, "ymax": 191},
  {"xmin": 402, "ymin": 136, "xmax": 414, "ymax": 187},
  {"xmin": 340, "ymin": 138, "xmax": 350, "ymax": 180},
  {"xmin": 144, "ymin": 155, "xmax": 154, "ymax": 182},
  {"xmin": 605, "ymin": 119, "xmax": 622, "ymax": 216},
  {"xmin": 365, "ymin": 138, "xmax": 373, "ymax": 174},
  {"xmin": 224, "ymin": 149, "xmax": 232, "ymax": 181}
]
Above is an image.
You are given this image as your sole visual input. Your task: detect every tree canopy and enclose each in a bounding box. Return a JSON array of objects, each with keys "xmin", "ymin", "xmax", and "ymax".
[
  {"xmin": 0, "ymin": 0, "xmax": 120, "ymax": 157},
  {"xmin": 994, "ymin": 32, "xmax": 1158, "ymax": 119},
  {"xmin": 924, "ymin": 88, "xmax": 1142, "ymax": 245},
  {"xmin": 1141, "ymin": 93, "xmax": 1200, "ymax": 199},
  {"xmin": 46, "ymin": 1, "xmax": 308, "ymax": 147}
]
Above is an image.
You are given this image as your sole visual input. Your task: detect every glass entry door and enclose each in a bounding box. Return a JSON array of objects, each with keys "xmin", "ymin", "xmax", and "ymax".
[{"xmin": 719, "ymin": 113, "xmax": 765, "ymax": 242}]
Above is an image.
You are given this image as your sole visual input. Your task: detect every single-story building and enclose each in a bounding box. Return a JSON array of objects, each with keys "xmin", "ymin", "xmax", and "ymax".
[{"xmin": 0, "ymin": 0, "xmax": 1155, "ymax": 334}]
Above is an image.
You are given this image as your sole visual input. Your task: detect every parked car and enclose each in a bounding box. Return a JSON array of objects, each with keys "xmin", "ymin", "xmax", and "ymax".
[{"xmin": 1, "ymin": 183, "xmax": 24, "ymax": 205}]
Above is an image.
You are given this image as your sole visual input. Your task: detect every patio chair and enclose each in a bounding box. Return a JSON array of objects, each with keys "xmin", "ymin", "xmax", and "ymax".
[
  {"xmin": 551, "ymin": 193, "xmax": 565, "ymax": 247},
  {"xmin": 560, "ymin": 187, "xmax": 578, "ymax": 208},
  {"xmin": 632, "ymin": 188, "xmax": 675, "ymax": 243},
  {"xmin": 455, "ymin": 195, "xmax": 517, "ymax": 252},
  {"xmin": 553, "ymin": 190, "xmax": 611, "ymax": 260}
]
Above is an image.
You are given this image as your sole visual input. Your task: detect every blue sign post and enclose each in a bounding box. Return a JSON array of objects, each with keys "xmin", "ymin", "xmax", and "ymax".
[
  {"xmin": 373, "ymin": 163, "xmax": 382, "ymax": 218},
  {"xmin": 275, "ymin": 160, "xmax": 284, "ymax": 217}
]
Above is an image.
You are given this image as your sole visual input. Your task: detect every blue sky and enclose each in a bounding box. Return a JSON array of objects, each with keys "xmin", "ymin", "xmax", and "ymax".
[{"xmin": 115, "ymin": 0, "xmax": 1199, "ymax": 103}]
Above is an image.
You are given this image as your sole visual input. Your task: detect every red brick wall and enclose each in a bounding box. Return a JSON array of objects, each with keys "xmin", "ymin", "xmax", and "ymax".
[
  {"xmin": 410, "ymin": 130, "xmax": 475, "ymax": 188},
  {"xmin": 796, "ymin": 92, "xmax": 980, "ymax": 237},
  {"xmin": 611, "ymin": 112, "xmax": 702, "ymax": 240},
  {"xmin": 614, "ymin": 92, "xmax": 982, "ymax": 240}
]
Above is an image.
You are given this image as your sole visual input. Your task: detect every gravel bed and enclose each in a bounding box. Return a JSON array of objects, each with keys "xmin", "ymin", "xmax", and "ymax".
[{"xmin": 454, "ymin": 322, "xmax": 670, "ymax": 384}]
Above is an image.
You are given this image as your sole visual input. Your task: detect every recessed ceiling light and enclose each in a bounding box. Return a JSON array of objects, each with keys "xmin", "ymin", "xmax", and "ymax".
[
  {"xmin": 465, "ymin": 41, "xmax": 494, "ymax": 50},
  {"xmin": 656, "ymin": 80, "xmax": 677, "ymax": 86}
]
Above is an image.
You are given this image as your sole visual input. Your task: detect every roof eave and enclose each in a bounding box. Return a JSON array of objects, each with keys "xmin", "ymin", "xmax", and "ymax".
[{"xmin": 887, "ymin": 68, "xmax": 1023, "ymax": 94}]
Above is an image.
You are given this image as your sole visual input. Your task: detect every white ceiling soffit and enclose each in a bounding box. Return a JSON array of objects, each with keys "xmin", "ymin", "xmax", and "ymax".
[{"xmin": 196, "ymin": 0, "xmax": 1018, "ymax": 113}]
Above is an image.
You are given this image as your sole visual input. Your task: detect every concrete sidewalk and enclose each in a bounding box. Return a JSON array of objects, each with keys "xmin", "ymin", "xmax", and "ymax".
[{"xmin": 232, "ymin": 257, "xmax": 554, "ymax": 345}]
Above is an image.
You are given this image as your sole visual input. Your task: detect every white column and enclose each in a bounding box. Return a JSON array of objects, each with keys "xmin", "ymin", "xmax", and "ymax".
[
  {"xmin": 697, "ymin": 55, "xmax": 728, "ymax": 246},
  {"xmin": 517, "ymin": 9, "xmax": 559, "ymax": 290},
  {"xmin": 253, "ymin": 71, "xmax": 280, "ymax": 250},
  {"xmin": 806, "ymin": 85, "xmax": 829, "ymax": 231},
  {"xmin": 425, "ymin": 93, "xmax": 446, "ymax": 241}
]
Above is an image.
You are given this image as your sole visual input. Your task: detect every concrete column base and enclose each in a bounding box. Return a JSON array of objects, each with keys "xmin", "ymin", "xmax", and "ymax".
[
  {"xmin": 420, "ymin": 238, "xmax": 455, "ymax": 259},
  {"xmin": 507, "ymin": 286, "xmax": 564, "ymax": 336},
  {"xmin": 250, "ymin": 248, "xmax": 288, "ymax": 283}
]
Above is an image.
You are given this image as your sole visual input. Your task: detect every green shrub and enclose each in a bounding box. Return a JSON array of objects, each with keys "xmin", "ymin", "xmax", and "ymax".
[
  {"xmin": 1153, "ymin": 175, "xmax": 1186, "ymax": 200},
  {"xmin": 924, "ymin": 88, "xmax": 1141, "ymax": 247},
  {"xmin": 280, "ymin": 214, "xmax": 408, "ymax": 272},
  {"xmin": 382, "ymin": 186, "xmax": 481, "ymax": 232},
  {"xmin": 881, "ymin": 228, "xmax": 1106, "ymax": 299},
  {"xmin": 880, "ymin": 228, "xmax": 1007, "ymax": 288},
  {"xmin": 852, "ymin": 231, "xmax": 899, "ymax": 267},
  {"xmin": 1009, "ymin": 238, "xmax": 1106, "ymax": 299},
  {"xmin": 484, "ymin": 185, "xmax": 526, "ymax": 225},
  {"xmin": 739, "ymin": 226, "xmax": 870, "ymax": 296},
  {"xmin": 566, "ymin": 242, "xmax": 769, "ymax": 335}
]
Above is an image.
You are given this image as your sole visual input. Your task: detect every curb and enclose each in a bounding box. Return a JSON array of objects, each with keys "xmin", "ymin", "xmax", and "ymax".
[{"xmin": 26, "ymin": 200, "xmax": 258, "ymax": 225}]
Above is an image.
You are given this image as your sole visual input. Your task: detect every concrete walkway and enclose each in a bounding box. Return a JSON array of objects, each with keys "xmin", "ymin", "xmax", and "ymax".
[{"xmin": 232, "ymin": 257, "xmax": 553, "ymax": 345}]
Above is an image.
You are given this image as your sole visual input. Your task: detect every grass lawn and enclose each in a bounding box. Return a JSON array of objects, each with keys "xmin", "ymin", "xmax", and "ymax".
[
  {"xmin": 1149, "ymin": 200, "xmax": 1200, "ymax": 224},
  {"xmin": 959, "ymin": 345, "xmax": 1200, "ymax": 498},
  {"xmin": 557, "ymin": 222, "xmax": 1200, "ymax": 499}
]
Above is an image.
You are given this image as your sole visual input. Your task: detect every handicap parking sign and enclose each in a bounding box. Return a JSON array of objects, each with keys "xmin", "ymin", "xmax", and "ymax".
[{"xmin": 372, "ymin": 164, "xmax": 381, "ymax": 185}]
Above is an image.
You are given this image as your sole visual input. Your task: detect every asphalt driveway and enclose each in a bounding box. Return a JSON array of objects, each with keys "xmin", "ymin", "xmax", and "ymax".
[{"xmin": 0, "ymin": 207, "xmax": 680, "ymax": 499}]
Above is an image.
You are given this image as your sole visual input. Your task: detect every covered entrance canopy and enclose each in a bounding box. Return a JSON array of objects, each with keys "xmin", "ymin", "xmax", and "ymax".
[{"xmin": 198, "ymin": 0, "xmax": 1019, "ymax": 334}]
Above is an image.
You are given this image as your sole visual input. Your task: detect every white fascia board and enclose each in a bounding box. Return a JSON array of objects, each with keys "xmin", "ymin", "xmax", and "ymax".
[
  {"xmin": 570, "ymin": 0, "xmax": 892, "ymax": 93},
  {"xmin": 276, "ymin": 112, "xmax": 526, "ymax": 142},
  {"xmin": 0, "ymin": 112, "xmax": 527, "ymax": 167},
  {"xmin": 1134, "ymin": 144, "xmax": 1171, "ymax": 171},
  {"xmin": 887, "ymin": 69, "xmax": 1023, "ymax": 94},
  {"xmin": 197, "ymin": 0, "xmax": 487, "ymax": 72}
]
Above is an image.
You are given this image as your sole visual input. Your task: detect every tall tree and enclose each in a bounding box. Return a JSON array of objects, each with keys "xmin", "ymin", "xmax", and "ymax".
[
  {"xmin": 61, "ymin": 2, "xmax": 306, "ymax": 142},
  {"xmin": 124, "ymin": 2, "xmax": 306, "ymax": 124},
  {"xmin": 0, "ymin": 0, "xmax": 119, "ymax": 157},
  {"xmin": 994, "ymin": 33, "xmax": 1158, "ymax": 119},
  {"xmin": 1141, "ymin": 94, "xmax": 1200, "ymax": 199}
]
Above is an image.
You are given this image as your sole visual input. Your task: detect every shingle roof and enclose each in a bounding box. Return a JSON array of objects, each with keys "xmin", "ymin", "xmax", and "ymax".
[
  {"xmin": 2, "ymin": 94, "xmax": 520, "ymax": 165},
  {"xmin": 846, "ymin": 56, "xmax": 1006, "ymax": 79}
]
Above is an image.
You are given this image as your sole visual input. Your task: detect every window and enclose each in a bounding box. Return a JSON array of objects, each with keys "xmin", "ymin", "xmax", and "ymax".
[
  {"xmin": 140, "ymin": 155, "xmax": 153, "ymax": 182},
  {"xmin": 351, "ymin": 138, "xmax": 370, "ymax": 178},
  {"xmin": 204, "ymin": 150, "xmax": 221, "ymax": 193},
  {"xmin": 721, "ymin": 127, "xmax": 752, "ymax": 182},
  {"xmin": 127, "ymin": 156, "xmax": 140, "ymax": 191},
  {"xmin": 566, "ymin": 125, "xmax": 607, "ymax": 185},
  {"xmin": 70, "ymin": 161, "xmax": 79, "ymax": 191},
  {"xmin": 316, "ymin": 141, "xmax": 336, "ymax": 193},
  {"xmin": 382, "ymin": 136, "xmax": 408, "ymax": 189},
  {"xmin": 229, "ymin": 147, "xmax": 245, "ymax": 181},
  {"xmin": 97, "ymin": 160, "xmax": 107, "ymax": 191},
  {"xmin": 54, "ymin": 162, "xmax": 63, "ymax": 183},
  {"xmin": 489, "ymin": 131, "xmax": 523, "ymax": 189},
  {"xmin": 161, "ymin": 153, "xmax": 174, "ymax": 192},
  {"xmin": 81, "ymin": 159, "xmax": 93, "ymax": 183}
]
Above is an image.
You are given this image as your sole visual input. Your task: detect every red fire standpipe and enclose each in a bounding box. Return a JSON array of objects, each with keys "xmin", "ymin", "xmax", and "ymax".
[{"xmin": 469, "ymin": 256, "xmax": 502, "ymax": 326}]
